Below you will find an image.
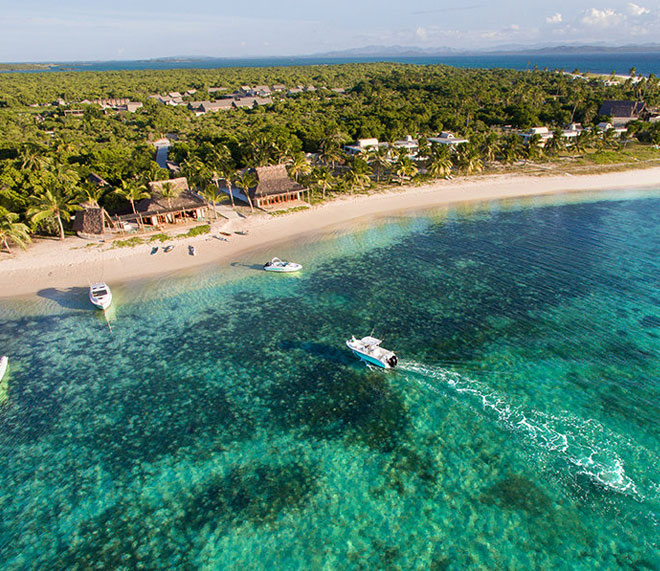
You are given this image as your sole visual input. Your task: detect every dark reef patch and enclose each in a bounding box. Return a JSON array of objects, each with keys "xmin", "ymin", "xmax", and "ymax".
[{"xmin": 266, "ymin": 361, "xmax": 409, "ymax": 452}]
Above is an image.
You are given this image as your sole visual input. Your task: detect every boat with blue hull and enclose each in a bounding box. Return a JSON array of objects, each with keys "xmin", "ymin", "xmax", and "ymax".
[{"xmin": 346, "ymin": 336, "xmax": 398, "ymax": 369}]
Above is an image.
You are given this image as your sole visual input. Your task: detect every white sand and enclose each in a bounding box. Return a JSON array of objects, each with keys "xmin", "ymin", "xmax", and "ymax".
[{"xmin": 2, "ymin": 167, "xmax": 660, "ymax": 299}]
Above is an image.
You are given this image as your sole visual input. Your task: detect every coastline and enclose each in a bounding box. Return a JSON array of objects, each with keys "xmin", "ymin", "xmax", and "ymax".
[{"xmin": 2, "ymin": 167, "xmax": 660, "ymax": 299}]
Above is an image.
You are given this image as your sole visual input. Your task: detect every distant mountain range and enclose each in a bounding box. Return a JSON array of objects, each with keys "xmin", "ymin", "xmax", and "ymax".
[{"xmin": 310, "ymin": 44, "xmax": 660, "ymax": 58}]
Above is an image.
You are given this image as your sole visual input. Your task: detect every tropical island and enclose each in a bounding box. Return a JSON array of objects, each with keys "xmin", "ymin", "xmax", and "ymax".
[{"xmin": 1, "ymin": 62, "xmax": 660, "ymax": 295}]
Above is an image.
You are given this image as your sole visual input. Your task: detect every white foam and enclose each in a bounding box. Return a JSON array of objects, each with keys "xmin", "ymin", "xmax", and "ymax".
[{"xmin": 400, "ymin": 361, "xmax": 643, "ymax": 499}]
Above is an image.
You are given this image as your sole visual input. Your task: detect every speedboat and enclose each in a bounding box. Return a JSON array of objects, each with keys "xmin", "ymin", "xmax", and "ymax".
[
  {"xmin": 0, "ymin": 356, "xmax": 7, "ymax": 383},
  {"xmin": 263, "ymin": 257, "xmax": 302, "ymax": 272},
  {"xmin": 89, "ymin": 282, "xmax": 113, "ymax": 310},
  {"xmin": 346, "ymin": 336, "xmax": 398, "ymax": 369}
]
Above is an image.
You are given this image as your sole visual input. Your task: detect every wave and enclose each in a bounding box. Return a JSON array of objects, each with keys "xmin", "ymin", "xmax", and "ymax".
[{"xmin": 399, "ymin": 361, "xmax": 649, "ymax": 500}]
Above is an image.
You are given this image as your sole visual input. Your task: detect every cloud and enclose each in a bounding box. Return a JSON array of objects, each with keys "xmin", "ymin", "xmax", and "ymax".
[
  {"xmin": 581, "ymin": 8, "xmax": 622, "ymax": 27},
  {"xmin": 416, "ymin": 26, "xmax": 428, "ymax": 40},
  {"xmin": 546, "ymin": 13, "xmax": 563, "ymax": 24},
  {"xmin": 628, "ymin": 3, "xmax": 650, "ymax": 16}
]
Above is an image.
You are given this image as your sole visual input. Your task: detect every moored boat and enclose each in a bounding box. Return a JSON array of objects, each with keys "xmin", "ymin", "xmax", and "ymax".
[
  {"xmin": 89, "ymin": 282, "xmax": 113, "ymax": 310},
  {"xmin": 0, "ymin": 356, "xmax": 7, "ymax": 383},
  {"xmin": 263, "ymin": 257, "xmax": 302, "ymax": 272},
  {"xmin": 346, "ymin": 336, "xmax": 398, "ymax": 369}
]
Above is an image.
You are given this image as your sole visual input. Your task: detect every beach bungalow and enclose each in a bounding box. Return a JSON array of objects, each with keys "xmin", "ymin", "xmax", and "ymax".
[
  {"xmin": 233, "ymin": 165, "xmax": 307, "ymax": 210},
  {"xmin": 124, "ymin": 178, "xmax": 207, "ymax": 227},
  {"xmin": 427, "ymin": 132, "xmax": 469, "ymax": 147},
  {"xmin": 599, "ymin": 100, "xmax": 646, "ymax": 127},
  {"xmin": 596, "ymin": 122, "xmax": 627, "ymax": 137},
  {"xmin": 519, "ymin": 127, "xmax": 553, "ymax": 146},
  {"xmin": 344, "ymin": 138, "xmax": 384, "ymax": 155},
  {"xmin": 73, "ymin": 203, "xmax": 108, "ymax": 238},
  {"xmin": 391, "ymin": 135, "xmax": 419, "ymax": 157}
]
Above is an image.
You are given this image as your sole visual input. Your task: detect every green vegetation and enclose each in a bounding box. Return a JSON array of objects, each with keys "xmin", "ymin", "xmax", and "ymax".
[
  {"xmin": 111, "ymin": 236, "xmax": 145, "ymax": 248},
  {"xmin": 0, "ymin": 62, "xmax": 659, "ymax": 251},
  {"xmin": 177, "ymin": 224, "xmax": 210, "ymax": 238},
  {"xmin": 148, "ymin": 233, "xmax": 171, "ymax": 242}
]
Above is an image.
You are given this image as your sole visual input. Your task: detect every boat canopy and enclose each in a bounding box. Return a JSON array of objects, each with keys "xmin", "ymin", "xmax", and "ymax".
[{"xmin": 360, "ymin": 336, "xmax": 382, "ymax": 346}]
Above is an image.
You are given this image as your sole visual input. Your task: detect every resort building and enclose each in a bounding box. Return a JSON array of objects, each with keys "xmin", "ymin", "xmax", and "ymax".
[
  {"xmin": 599, "ymin": 100, "xmax": 647, "ymax": 127},
  {"xmin": 427, "ymin": 132, "xmax": 469, "ymax": 147},
  {"xmin": 121, "ymin": 177, "xmax": 208, "ymax": 228},
  {"xmin": 233, "ymin": 165, "xmax": 307, "ymax": 211},
  {"xmin": 520, "ymin": 127, "xmax": 553, "ymax": 146},
  {"xmin": 344, "ymin": 138, "xmax": 384, "ymax": 155},
  {"xmin": 596, "ymin": 122, "xmax": 627, "ymax": 137},
  {"xmin": 391, "ymin": 135, "xmax": 419, "ymax": 157}
]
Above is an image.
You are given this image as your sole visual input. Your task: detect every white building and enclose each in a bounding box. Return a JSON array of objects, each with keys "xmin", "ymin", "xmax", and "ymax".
[{"xmin": 427, "ymin": 132, "xmax": 469, "ymax": 146}]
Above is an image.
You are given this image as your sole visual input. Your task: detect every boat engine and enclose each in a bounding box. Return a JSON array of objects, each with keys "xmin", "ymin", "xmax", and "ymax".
[{"xmin": 387, "ymin": 355, "xmax": 398, "ymax": 368}]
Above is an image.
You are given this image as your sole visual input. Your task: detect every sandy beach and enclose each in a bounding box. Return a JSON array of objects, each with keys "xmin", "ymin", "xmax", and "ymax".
[{"xmin": 2, "ymin": 167, "xmax": 660, "ymax": 299}]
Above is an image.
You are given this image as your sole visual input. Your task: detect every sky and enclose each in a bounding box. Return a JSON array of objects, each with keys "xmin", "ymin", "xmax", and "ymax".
[{"xmin": 1, "ymin": 0, "xmax": 660, "ymax": 62}]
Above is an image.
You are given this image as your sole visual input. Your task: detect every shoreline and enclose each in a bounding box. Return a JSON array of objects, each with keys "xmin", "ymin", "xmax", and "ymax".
[{"xmin": 2, "ymin": 167, "xmax": 660, "ymax": 299}]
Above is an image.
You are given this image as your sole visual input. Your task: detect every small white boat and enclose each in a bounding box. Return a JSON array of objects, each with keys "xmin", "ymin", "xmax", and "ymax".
[
  {"xmin": 263, "ymin": 257, "xmax": 302, "ymax": 272},
  {"xmin": 346, "ymin": 336, "xmax": 398, "ymax": 369},
  {"xmin": 89, "ymin": 282, "xmax": 113, "ymax": 310},
  {"xmin": 0, "ymin": 356, "xmax": 7, "ymax": 383},
  {"xmin": 164, "ymin": 245, "xmax": 174, "ymax": 253}
]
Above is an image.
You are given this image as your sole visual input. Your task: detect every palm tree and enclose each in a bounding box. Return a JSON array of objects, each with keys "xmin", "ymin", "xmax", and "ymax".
[
  {"xmin": 0, "ymin": 207, "xmax": 31, "ymax": 253},
  {"xmin": 199, "ymin": 185, "xmax": 222, "ymax": 221},
  {"xmin": 344, "ymin": 168, "xmax": 371, "ymax": 193},
  {"xmin": 216, "ymin": 165, "xmax": 236, "ymax": 210},
  {"xmin": 287, "ymin": 153, "xmax": 312, "ymax": 182},
  {"xmin": 234, "ymin": 171, "xmax": 257, "ymax": 213},
  {"xmin": 158, "ymin": 181, "xmax": 181, "ymax": 211},
  {"xmin": 368, "ymin": 146, "xmax": 391, "ymax": 182},
  {"xmin": 115, "ymin": 178, "xmax": 150, "ymax": 227},
  {"xmin": 454, "ymin": 144, "xmax": 483, "ymax": 175},
  {"xmin": 310, "ymin": 167, "xmax": 335, "ymax": 200},
  {"xmin": 427, "ymin": 144, "xmax": 452, "ymax": 179},
  {"xmin": 393, "ymin": 155, "xmax": 418, "ymax": 185},
  {"xmin": 28, "ymin": 186, "xmax": 82, "ymax": 241}
]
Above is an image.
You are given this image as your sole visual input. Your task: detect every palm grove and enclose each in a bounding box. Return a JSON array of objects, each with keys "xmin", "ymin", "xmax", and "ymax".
[{"xmin": 1, "ymin": 62, "xmax": 659, "ymax": 251}]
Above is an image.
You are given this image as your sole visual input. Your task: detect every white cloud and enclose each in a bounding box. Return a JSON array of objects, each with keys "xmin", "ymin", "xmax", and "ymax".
[
  {"xmin": 581, "ymin": 8, "xmax": 622, "ymax": 27},
  {"xmin": 416, "ymin": 26, "xmax": 428, "ymax": 40},
  {"xmin": 546, "ymin": 13, "xmax": 563, "ymax": 24},
  {"xmin": 628, "ymin": 3, "xmax": 650, "ymax": 16}
]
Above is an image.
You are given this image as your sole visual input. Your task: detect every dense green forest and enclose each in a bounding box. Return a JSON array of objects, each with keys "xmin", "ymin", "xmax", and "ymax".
[{"xmin": 1, "ymin": 62, "xmax": 659, "ymax": 250}]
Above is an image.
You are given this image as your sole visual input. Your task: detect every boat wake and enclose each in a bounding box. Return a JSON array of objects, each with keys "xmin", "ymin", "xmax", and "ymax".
[{"xmin": 399, "ymin": 361, "xmax": 649, "ymax": 500}]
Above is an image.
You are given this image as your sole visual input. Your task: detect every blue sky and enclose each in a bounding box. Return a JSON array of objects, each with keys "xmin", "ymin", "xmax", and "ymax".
[{"xmin": 2, "ymin": 1, "xmax": 660, "ymax": 61}]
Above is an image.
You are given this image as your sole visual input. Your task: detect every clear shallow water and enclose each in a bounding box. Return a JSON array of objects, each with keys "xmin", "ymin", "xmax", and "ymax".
[{"xmin": 0, "ymin": 191, "xmax": 659, "ymax": 569}]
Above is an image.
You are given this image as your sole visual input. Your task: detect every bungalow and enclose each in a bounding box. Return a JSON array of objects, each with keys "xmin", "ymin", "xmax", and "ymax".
[
  {"xmin": 599, "ymin": 100, "xmax": 646, "ymax": 127},
  {"xmin": 272, "ymin": 84, "xmax": 286, "ymax": 92},
  {"xmin": 189, "ymin": 99, "xmax": 235, "ymax": 114},
  {"xmin": 124, "ymin": 177, "xmax": 207, "ymax": 227},
  {"xmin": 392, "ymin": 135, "xmax": 419, "ymax": 157},
  {"xmin": 596, "ymin": 122, "xmax": 627, "ymax": 137},
  {"xmin": 427, "ymin": 132, "xmax": 469, "ymax": 147},
  {"xmin": 345, "ymin": 138, "xmax": 384, "ymax": 155},
  {"xmin": 208, "ymin": 86, "xmax": 228, "ymax": 93},
  {"xmin": 233, "ymin": 165, "xmax": 307, "ymax": 210},
  {"xmin": 119, "ymin": 102, "xmax": 143, "ymax": 113}
]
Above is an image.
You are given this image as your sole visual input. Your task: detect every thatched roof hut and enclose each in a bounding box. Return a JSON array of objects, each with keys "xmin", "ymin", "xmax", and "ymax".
[
  {"xmin": 138, "ymin": 177, "xmax": 205, "ymax": 215},
  {"xmin": 242, "ymin": 165, "xmax": 306, "ymax": 209},
  {"xmin": 73, "ymin": 202, "xmax": 105, "ymax": 237}
]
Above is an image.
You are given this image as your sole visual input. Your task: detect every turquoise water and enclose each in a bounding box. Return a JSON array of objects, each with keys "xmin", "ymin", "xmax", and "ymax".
[{"xmin": 0, "ymin": 191, "xmax": 659, "ymax": 569}]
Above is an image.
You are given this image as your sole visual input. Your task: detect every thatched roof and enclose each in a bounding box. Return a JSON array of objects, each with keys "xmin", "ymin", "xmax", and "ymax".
[
  {"xmin": 138, "ymin": 178, "xmax": 205, "ymax": 215},
  {"xmin": 250, "ymin": 165, "xmax": 305, "ymax": 198},
  {"xmin": 73, "ymin": 205, "xmax": 104, "ymax": 236},
  {"xmin": 599, "ymin": 100, "xmax": 646, "ymax": 118}
]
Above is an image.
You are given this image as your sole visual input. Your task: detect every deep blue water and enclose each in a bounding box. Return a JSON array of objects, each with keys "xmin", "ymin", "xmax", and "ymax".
[
  {"xmin": 0, "ymin": 190, "xmax": 659, "ymax": 569},
  {"xmin": 6, "ymin": 52, "xmax": 660, "ymax": 75}
]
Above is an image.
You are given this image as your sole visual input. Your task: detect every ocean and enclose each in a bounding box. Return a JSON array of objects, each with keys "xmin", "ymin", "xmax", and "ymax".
[
  {"xmin": 7, "ymin": 52, "xmax": 660, "ymax": 76},
  {"xmin": 0, "ymin": 190, "xmax": 658, "ymax": 568}
]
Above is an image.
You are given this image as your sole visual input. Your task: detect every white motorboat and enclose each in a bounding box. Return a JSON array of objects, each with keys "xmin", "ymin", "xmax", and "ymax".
[
  {"xmin": 0, "ymin": 356, "xmax": 7, "ymax": 383},
  {"xmin": 263, "ymin": 257, "xmax": 302, "ymax": 272},
  {"xmin": 89, "ymin": 282, "xmax": 113, "ymax": 310},
  {"xmin": 346, "ymin": 336, "xmax": 398, "ymax": 369}
]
